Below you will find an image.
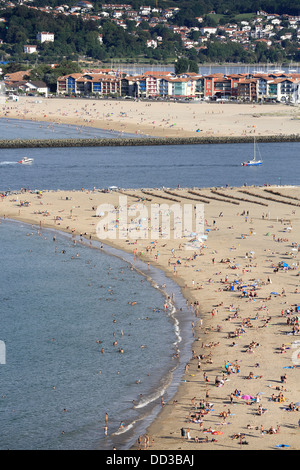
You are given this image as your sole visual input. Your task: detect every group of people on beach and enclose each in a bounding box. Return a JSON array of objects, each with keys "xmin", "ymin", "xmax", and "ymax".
[{"xmin": 127, "ymin": 197, "xmax": 300, "ymax": 449}]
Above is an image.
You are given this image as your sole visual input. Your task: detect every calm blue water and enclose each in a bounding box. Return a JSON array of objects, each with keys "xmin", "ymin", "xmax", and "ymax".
[
  {"xmin": 0, "ymin": 141, "xmax": 299, "ymax": 192},
  {"xmin": 0, "ymin": 118, "xmax": 139, "ymax": 141},
  {"xmin": 0, "ymin": 220, "xmax": 191, "ymax": 450}
]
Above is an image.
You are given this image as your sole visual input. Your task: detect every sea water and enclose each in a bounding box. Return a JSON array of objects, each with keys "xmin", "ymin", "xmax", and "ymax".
[
  {"xmin": 1, "ymin": 141, "xmax": 300, "ymax": 192},
  {"xmin": 0, "ymin": 117, "xmax": 140, "ymax": 141},
  {"xmin": 0, "ymin": 220, "xmax": 192, "ymax": 450}
]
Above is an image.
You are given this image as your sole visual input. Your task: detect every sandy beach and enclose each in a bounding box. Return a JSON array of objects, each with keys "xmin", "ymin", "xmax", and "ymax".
[
  {"xmin": 1, "ymin": 96, "xmax": 300, "ymax": 138},
  {"xmin": 1, "ymin": 184, "xmax": 300, "ymax": 450}
]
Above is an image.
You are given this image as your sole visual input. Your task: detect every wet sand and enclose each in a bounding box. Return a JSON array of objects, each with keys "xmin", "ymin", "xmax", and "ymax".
[
  {"xmin": 1, "ymin": 96, "xmax": 300, "ymax": 138},
  {"xmin": 1, "ymin": 185, "xmax": 300, "ymax": 450}
]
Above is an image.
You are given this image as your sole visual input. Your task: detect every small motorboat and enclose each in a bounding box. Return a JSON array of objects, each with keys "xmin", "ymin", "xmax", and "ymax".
[{"xmin": 18, "ymin": 157, "xmax": 34, "ymax": 165}]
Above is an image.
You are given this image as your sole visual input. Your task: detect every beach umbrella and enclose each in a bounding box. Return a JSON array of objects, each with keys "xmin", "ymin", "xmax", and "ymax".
[{"xmin": 241, "ymin": 395, "xmax": 253, "ymax": 400}]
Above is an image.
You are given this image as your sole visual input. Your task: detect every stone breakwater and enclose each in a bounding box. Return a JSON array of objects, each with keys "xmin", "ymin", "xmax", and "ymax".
[{"xmin": 0, "ymin": 134, "xmax": 299, "ymax": 148}]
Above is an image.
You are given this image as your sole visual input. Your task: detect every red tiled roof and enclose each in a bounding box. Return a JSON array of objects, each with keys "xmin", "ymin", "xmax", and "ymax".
[{"xmin": 4, "ymin": 70, "xmax": 31, "ymax": 81}]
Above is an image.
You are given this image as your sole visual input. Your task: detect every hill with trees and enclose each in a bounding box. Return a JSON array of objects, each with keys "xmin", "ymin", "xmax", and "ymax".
[{"xmin": 0, "ymin": 0, "xmax": 299, "ymax": 81}]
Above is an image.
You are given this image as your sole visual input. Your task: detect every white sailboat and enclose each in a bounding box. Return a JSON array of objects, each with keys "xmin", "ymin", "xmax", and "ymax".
[{"xmin": 241, "ymin": 138, "xmax": 263, "ymax": 166}]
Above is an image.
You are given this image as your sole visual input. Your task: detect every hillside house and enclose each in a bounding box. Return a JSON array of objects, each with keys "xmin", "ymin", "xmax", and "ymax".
[
  {"xmin": 23, "ymin": 45, "xmax": 37, "ymax": 54},
  {"xmin": 36, "ymin": 32, "xmax": 54, "ymax": 43}
]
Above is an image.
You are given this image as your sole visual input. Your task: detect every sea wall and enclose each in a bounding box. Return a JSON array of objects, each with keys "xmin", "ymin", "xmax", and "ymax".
[{"xmin": 0, "ymin": 134, "xmax": 299, "ymax": 148}]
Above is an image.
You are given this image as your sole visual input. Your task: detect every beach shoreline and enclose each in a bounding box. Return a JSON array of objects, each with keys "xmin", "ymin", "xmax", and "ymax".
[
  {"xmin": 1, "ymin": 185, "xmax": 300, "ymax": 450},
  {"xmin": 1, "ymin": 96, "xmax": 299, "ymax": 139}
]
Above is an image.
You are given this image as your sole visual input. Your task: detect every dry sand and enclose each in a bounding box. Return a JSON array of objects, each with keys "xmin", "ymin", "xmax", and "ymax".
[
  {"xmin": 1, "ymin": 96, "xmax": 300, "ymax": 138},
  {"xmin": 1, "ymin": 185, "xmax": 300, "ymax": 451}
]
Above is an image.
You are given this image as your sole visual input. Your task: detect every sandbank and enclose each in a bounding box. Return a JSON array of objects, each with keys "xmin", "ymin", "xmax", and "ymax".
[
  {"xmin": 1, "ymin": 185, "xmax": 300, "ymax": 450},
  {"xmin": 1, "ymin": 96, "xmax": 300, "ymax": 138}
]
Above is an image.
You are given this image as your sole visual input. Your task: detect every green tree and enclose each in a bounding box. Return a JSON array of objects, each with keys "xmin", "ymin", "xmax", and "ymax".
[
  {"xmin": 175, "ymin": 57, "xmax": 199, "ymax": 74},
  {"xmin": 254, "ymin": 42, "xmax": 268, "ymax": 62},
  {"xmin": 175, "ymin": 57, "xmax": 189, "ymax": 74}
]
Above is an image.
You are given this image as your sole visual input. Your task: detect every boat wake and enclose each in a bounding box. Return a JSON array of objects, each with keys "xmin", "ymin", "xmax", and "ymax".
[{"xmin": 0, "ymin": 161, "xmax": 18, "ymax": 165}]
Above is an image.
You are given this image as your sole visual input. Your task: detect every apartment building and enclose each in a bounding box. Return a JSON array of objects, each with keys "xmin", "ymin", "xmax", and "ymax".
[
  {"xmin": 56, "ymin": 70, "xmax": 300, "ymax": 103},
  {"xmin": 204, "ymin": 73, "xmax": 238, "ymax": 98},
  {"xmin": 237, "ymin": 78, "xmax": 258, "ymax": 101},
  {"xmin": 270, "ymin": 78, "xmax": 299, "ymax": 102}
]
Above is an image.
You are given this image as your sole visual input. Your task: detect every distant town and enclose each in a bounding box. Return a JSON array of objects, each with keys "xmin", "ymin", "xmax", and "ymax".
[{"xmin": 0, "ymin": 1, "xmax": 299, "ymax": 65}]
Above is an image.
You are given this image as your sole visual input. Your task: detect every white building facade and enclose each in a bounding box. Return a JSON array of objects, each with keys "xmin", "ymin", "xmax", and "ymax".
[{"xmin": 36, "ymin": 32, "xmax": 54, "ymax": 43}]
